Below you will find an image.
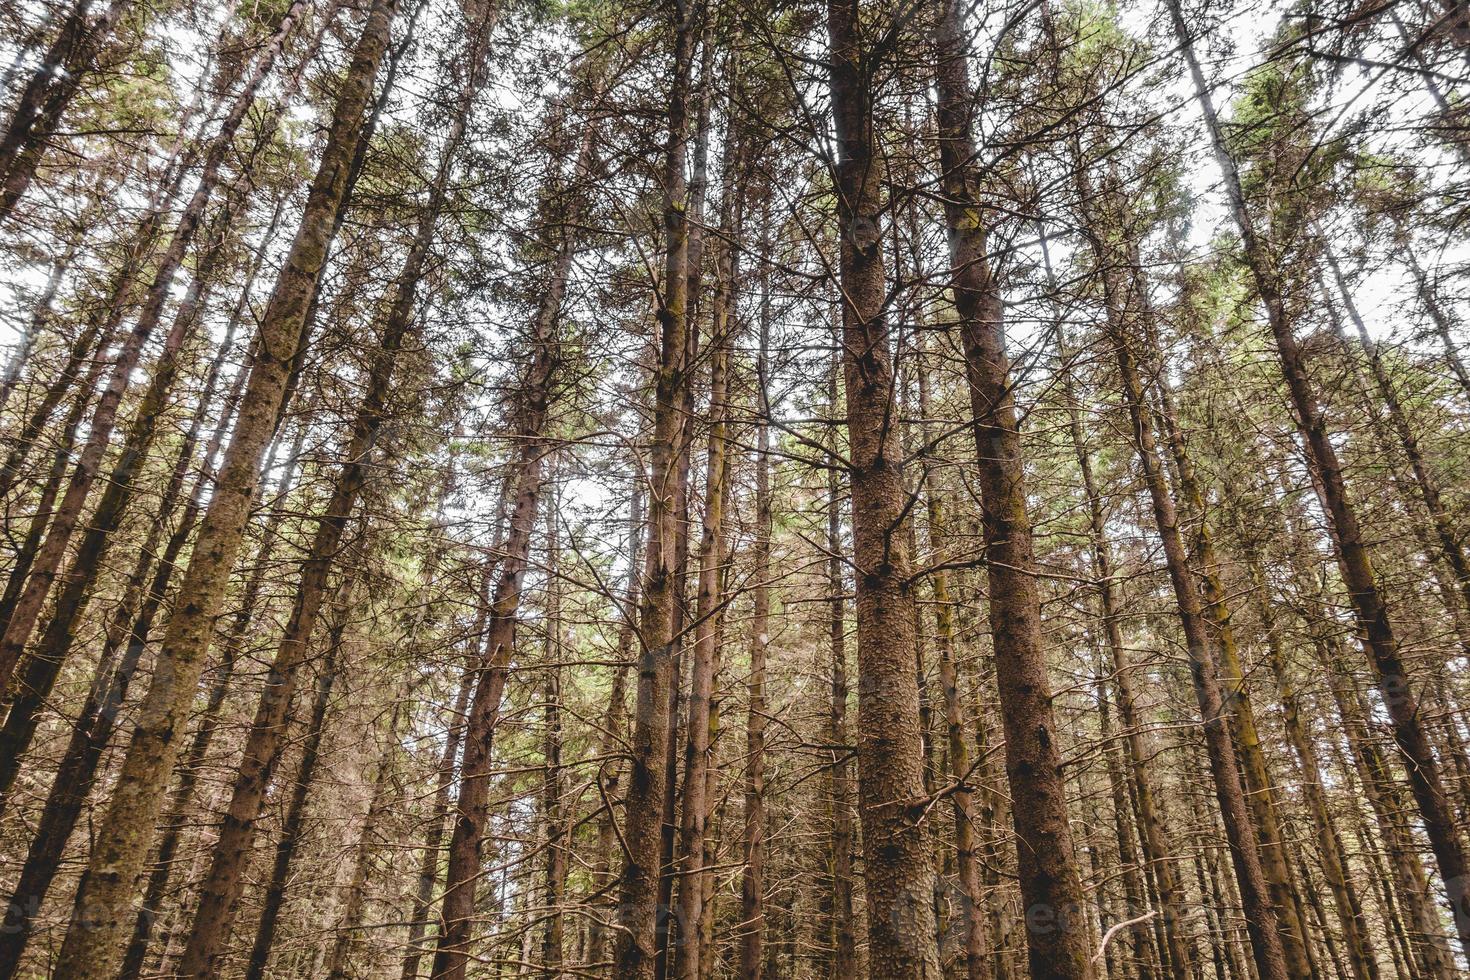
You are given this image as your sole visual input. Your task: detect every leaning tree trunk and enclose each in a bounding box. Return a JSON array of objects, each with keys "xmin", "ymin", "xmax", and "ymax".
[
  {"xmin": 933, "ymin": 4, "xmax": 1091, "ymax": 975},
  {"xmin": 243, "ymin": 631, "xmax": 345, "ymax": 980},
  {"xmin": 1165, "ymin": 1, "xmax": 1470, "ymax": 959},
  {"xmin": 176, "ymin": 31, "xmax": 478, "ymax": 966},
  {"xmin": 49, "ymin": 1, "xmax": 400, "ymax": 972}
]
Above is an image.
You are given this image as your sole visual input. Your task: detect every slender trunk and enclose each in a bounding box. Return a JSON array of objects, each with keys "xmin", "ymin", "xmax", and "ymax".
[
  {"xmin": 116, "ymin": 384, "xmax": 305, "ymax": 980},
  {"xmin": 430, "ymin": 105, "xmax": 575, "ymax": 980},
  {"xmin": 672, "ymin": 256, "xmax": 730, "ymax": 980},
  {"xmin": 244, "ymin": 642, "xmax": 344, "ymax": 980},
  {"xmin": 1049, "ymin": 293, "xmax": 1195, "ymax": 977},
  {"xmin": 614, "ymin": 4, "xmax": 697, "ymax": 974},
  {"xmin": 589, "ymin": 478, "xmax": 643, "ymax": 969},
  {"xmin": 1115, "ymin": 323, "xmax": 1288, "ymax": 980},
  {"xmin": 933, "ymin": 5, "xmax": 1090, "ymax": 975},
  {"xmin": 541, "ymin": 498, "xmax": 568, "ymax": 978},
  {"xmin": 325, "ymin": 709, "xmax": 400, "ymax": 980},
  {"xmin": 1247, "ymin": 559, "xmax": 1378, "ymax": 980},
  {"xmin": 50, "ymin": 2, "xmax": 399, "ymax": 971},
  {"xmin": 1167, "ymin": 4, "xmax": 1470, "ymax": 958},
  {"xmin": 824, "ymin": 298, "xmax": 857, "ymax": 980},
  {"xmin": 1400, "ymin": 243, "xmax": 1470, "ymax": 400},
  {"xmin": 1140, "ymin": 286, "xmax": 1312, "ymax": 978},
  {"xmin": 401, "ymin": 660, "xmax": 476, "ymax": 980},
  {"xmin": 1328, "ymin": 248, "xmax": 1470, "ymax": 623},
  {"xmin": 0, "ymin": 249, "xmax": 70, "ymax": 416},
  {"xmin": 739, "ymin": 288, "xmax": 770, "ymax": 980}
]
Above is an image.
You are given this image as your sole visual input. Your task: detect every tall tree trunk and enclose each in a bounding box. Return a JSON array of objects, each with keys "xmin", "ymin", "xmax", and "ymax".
[
  {"xmin": 614, "ymin": 3, "xmax": 698, "ymax": 975},
  {"xmin": 429, "ymin": 101, "xmax": 578, "ymax": 980},
  {"xmin": 244, "ymin": 635, "xmax": 345, "ymax": 980},
  {"xmin": 49, "ymin": 1, "xmax": 400, "ymax": 971},
  {"xmin": 1167, "ymin": 3, "xmax": 1470, "ymax": 959},
  {"xmin": 541, "ymin": 497, "xmax": 568, "ymax": 978},
  {"xmin": 401, "ymin": 659, "xmax": 476, "ymax": 980},
  {"xmin": 116, "ymin": 390, "xmax": 307, "ymax": 980},
  {"xmin": 325, "ymin": 708, "xmax": 401, "ymax": 980},
  {"xmin": 1246, "ymin": 553, "xmax": 1379, "ymax": 980},
  {"xmin": 825, "ymin": 2, "xmax": 940, "ymax": 973},
  {"xmin": 1048, "ymin": 284, "xmax": 1195, "ymax": 978},
  {"xmin": 672, "ymin": 238, "xmax": 731, "ymax": 979},
  {"xmin": 933, "ymin": 5, "xmax": 1091, "ymax": 976},
  {"xmin": 824, "ymin": 297, "xmax": 857, "ymax": 980},
  {"xmin": 739, "ymin": 280, "xmax": 771, "ymax": 980},
  {"xmin": 588, "ymin": 477, "xmax": 643, "ymax": 970},
  {"xmin": 0, "ymin": 248, "xmax": 71, "ymax": 416},
  {"xmin": 177, "ymin": 20, "xmax": 485, "ymax": 965}
]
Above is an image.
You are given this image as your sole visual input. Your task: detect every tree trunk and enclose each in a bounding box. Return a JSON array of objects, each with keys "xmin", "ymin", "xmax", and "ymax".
[
  {"xmin": 244, "ymin": 638, "xmax": 344, "ymax": 980},
  {"xmin": 325, "ymin": 708, "xmax": 400, "ymax": 980},
  {"xmin": 933, "ymin": 5, "xmax": 1092, "ymax": 976},
  {"xmin": 824, "ymin": 297, "xmax": 858, "ymax": 980},
  {"xmin": 824, "ymin": 2, "xmax": 940, "ymax": 974},
  {"xmin": 739, "ymin": 271, "xmax": 771, "ymax": 980},
  {"xmin": 429, "ymin": 97, "xmax": 578, "ymax": 980},
  {"xmin": 613, "ymin": 3, "xmax": 698, "ymax": 975},
  {"xmin": 49, "ymin": 2, "xmax": 399, "ymax": 971},
  {"xmin": 401, "ymin": 660, "xmax": 475, "ymax": 980},
  {"xmin": 1085, "ymin": 211, "xmax": 1289, "ymax": 977}
]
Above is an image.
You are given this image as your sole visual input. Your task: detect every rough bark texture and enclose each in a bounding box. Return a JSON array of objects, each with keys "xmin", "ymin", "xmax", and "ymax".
[
  {"xmin": 933, "ymin": 5, "xmax": 1092, "ymax": 976},
  {"xmin": 613, "ymin": 4, "xmax": 697, "ymax": 975},
  {"xmin": 48, "ymin": 2, "xmax": 398, "ymax": 972},
  {"xmin": 825, "ymin": 2, "xmax": 940, "ymax": 975},
  {"xmin": 1166, "ymin": 0, "xmax": 1470, "ymax": 959}
]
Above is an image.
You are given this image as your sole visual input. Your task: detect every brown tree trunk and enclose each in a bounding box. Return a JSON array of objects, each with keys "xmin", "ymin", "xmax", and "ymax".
[
  {"xmin": 1047, "ymin": 277, "xmax": 1195, "ymax": 978},
  {"xmin": 326, "ymin": 710, "xmax": 400, "ymax": 980},
  {"xmin": 1089, "ymin": 236, "xmax": 1289, "ymax": 978},
  {"xmin": 589, "ymin": 477, "xmax": 643, "ymax": 970},
  {"xmin": 430, "ymin": 95, "xmax": 579, "ymax": 980},
  {"xmin": 933, "ymin": 5, "xmax": 1092, "ymax": 976},
  {"xmin": 824, "ymin": 298, "xmax": 857, "ymax": 980},
  {"xmin": 739, "ymin": 274, "xmax": 771, "ymax": 980},
  {"xmin": 825, "ymin": 1, "xmax": 940, "ymax": 973},
  {"xmin": 244, "ymin": 637, "xmax": 345, "ymax": 980},
  {"xmin": 1167, "ymin": 3, "xmax": 1470, "ymax": 959},
  {"xmin": 49, "ymin": 1, "xmax": 399, "ymax": 971},
  {"xmin": 401, "ymin": 659, "xmax": 476, "ymax": 980},
  {"xmin": 177, "ymin": 22, "xmax": 483, "ymax": 966},
  {"xmin": 614, "ymin": 3, "xmax": 698, "ymax": 975}
]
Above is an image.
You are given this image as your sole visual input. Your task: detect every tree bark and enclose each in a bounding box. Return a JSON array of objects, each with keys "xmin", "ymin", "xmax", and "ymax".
[
  {"xmin": 933, "ymin": 5, "xmax": 1092, "ymax": 976},
  {"xmin": 1166, "ymin": 2, "xmax": 1470, "ymax": 959},
  {"xmin": 824, "ymin": 2, "xmax": 940, "ymax": 974},
  {"xmin": 613, "ymin": 3, "xmax": 698, "ymax": 975},
  {"xmin": 49, "ymin": 1, "xmax": 399, "ymax": 972}
]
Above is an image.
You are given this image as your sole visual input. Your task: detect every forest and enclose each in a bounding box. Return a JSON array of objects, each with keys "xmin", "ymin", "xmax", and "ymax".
[{"xmin": 0, "ymin": 0, "xmax": 1466, "ymax": 977}]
